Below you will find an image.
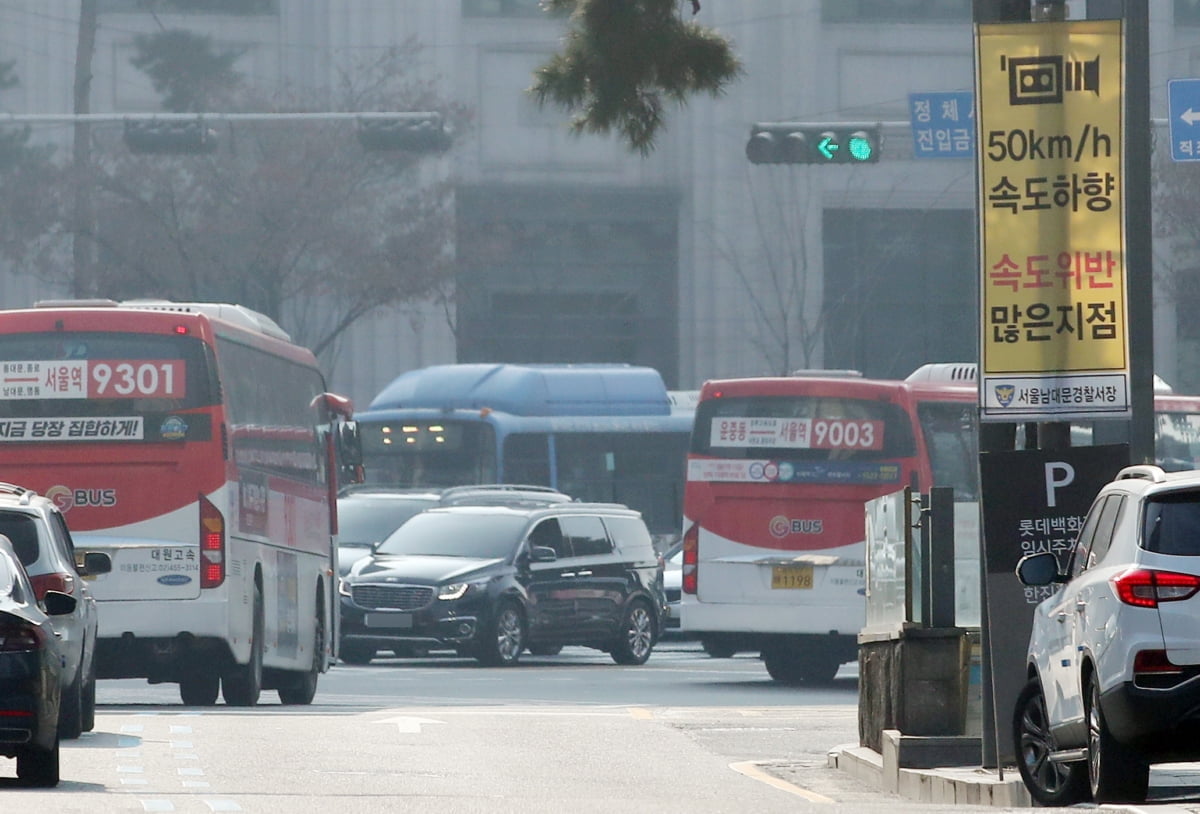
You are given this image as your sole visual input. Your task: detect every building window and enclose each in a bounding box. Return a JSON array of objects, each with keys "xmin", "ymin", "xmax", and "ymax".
[
  {"xmin": 97, "ymin": 0, "xmax": 279, "ymax": 14},
  {"xmin": 463, "ymin": 0, "xmax": 548, "ymax": 18},
  {"xmin": 1179, "ymin": 0, "xmax": 1200, "ymax": 25},
  {"xmin": 821, "ymin": 0, "xmax": 970, "ymax": 23}
]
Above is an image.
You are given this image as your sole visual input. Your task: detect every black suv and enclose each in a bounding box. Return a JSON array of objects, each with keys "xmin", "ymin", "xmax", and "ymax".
[
  {"xmin": 338, "ymin": 502, "xmax": 665, "ymax": 666},
  {"xmin": 335, "ymin": 485, "xmax": 573, "ymax": 576}
]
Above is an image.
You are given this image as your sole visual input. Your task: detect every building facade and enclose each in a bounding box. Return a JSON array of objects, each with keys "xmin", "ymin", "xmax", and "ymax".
[{"xmin": 0, "ymin": 1, "xmax": 1196, "ymax": 404}]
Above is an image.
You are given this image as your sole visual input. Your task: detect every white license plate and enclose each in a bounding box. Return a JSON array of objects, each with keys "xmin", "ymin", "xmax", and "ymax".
[{"xmin": 364, "ymin": 613, "xmax": 413, "ymax": 629}]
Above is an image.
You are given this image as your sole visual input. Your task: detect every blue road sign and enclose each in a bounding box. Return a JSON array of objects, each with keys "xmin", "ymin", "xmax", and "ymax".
[
  {"xmin": 1168, "ymin": 78, "xmax": 1200, "ymax": 162},
  {"xmin": 908, "ymin": 91, "xmax": 974, "ymax": 159}
]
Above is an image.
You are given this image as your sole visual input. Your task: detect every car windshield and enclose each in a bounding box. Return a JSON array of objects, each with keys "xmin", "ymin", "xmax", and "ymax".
[
  {"xmin": 337, "ymin": 497, "xmax": 436, "ymax": 546},
  {"xmin": 376, "ymin": 512, "xmax": 528, "ymax": 559}
]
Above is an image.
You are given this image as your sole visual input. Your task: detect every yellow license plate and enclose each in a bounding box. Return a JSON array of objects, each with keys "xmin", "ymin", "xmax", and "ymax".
[{"xmin": 771, "ymin": 565, "xmax": 813, "ymax": 589}]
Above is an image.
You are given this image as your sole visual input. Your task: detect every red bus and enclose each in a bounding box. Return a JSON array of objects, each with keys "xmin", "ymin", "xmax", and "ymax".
[
  {"xmin": 679, "ymin": 371, "xmax": 976, "ymax": 683},
  {"xmin": 0, "ymin": 300, "xmax": 358, "ymax": 706}
]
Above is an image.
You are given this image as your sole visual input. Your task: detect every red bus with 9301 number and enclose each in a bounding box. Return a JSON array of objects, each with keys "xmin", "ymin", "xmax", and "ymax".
[{"xmin": 0, "ymin": 300, "xmax": 359, "ymax": 706}]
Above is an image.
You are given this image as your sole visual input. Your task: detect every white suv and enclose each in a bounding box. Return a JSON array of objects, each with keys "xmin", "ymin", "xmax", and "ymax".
[
  {"xmin": 0, "ymin": 483, "xmax": 111, "ymax": 739},
  {"xmin": 1015, "ymin": 464, "xmax": 1200, "ymax": 805}
]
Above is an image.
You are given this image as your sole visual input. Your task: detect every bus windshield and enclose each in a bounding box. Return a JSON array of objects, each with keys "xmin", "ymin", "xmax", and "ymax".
[
  {"xmin": 0, "ymin": 332, "xmax": 216, "ymax": 418},
  {"xmin": 360, "ymin": 419, "xmax": 497, "ymax": 486}
]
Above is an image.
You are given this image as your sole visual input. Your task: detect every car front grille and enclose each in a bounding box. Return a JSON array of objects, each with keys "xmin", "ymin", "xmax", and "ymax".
[{"xmin": 352, "ymin": 584, "xmax": 434, "ymax": 611}]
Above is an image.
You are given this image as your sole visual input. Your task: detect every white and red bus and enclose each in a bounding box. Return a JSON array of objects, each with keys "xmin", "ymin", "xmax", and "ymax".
[
  {"xmin": 679, "ymin": 371, "xmax": 976, "ymax": 683},
  {"xmin": 0, "ymin": 300, "xmax": 359, "ymax": 706}
]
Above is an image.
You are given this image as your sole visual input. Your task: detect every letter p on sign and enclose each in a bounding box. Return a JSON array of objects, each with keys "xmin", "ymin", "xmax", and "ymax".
[{"xmin": 1045, "ymin": 462, "xmax": 1076, "ymax": 508}]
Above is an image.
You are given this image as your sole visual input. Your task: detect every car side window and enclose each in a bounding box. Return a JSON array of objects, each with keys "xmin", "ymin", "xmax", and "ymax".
[
  {"xmin": 528, "ymin": 518, "xmax": 572, "ymax": 559},
  {"xmin": 560, "ymin": 515, "xmax": 612, "ymax": 557},
  {"xmin": 602, "ymin": 515, "xmax": 654, "ymax": 559},
  {"xmin": 49, "ymin": 512, "xmax": 80, "ymax": 573},
  {"xmin": 1068, "ymin": 496, "xmax": 1107, "ymax": 579},
  {"xmin": 1143, "ymin": 490, "xmax": 1200, "ymax": 555},
  {"xmin": 1084, "ymin": 494, "xmax": 1124, "ymax": 569}
]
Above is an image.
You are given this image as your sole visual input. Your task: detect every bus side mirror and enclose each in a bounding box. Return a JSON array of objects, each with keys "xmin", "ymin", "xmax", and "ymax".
[{"xmin": 337, "ymin": 421, "xmax": 364, "ymax": 483}]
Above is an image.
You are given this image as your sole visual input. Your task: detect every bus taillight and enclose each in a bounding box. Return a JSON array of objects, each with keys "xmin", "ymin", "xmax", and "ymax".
[
  {"xmin": 682, "ymin": 523, "xmax": 698, "ymax": 595},
  {"xmin": 199, "ymin": 494, "xmax": 226, "ymax": 589}
]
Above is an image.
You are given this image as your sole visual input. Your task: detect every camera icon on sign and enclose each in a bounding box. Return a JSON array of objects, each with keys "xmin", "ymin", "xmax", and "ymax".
[{"xmin": 1004, "ymin": 55, "xmax": 1100, "ymax": 106}]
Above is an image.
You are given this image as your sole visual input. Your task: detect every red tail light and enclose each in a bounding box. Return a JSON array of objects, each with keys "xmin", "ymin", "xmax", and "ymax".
[
  {"xmin": 682, "ymin": 523, "xmax": 698, "ymax": 595},
  {"xmin": 29, "ymin": 572, "xmax": 74, "ymax": 601},
  {"xmin": 1112, "ymin": 568, "xmax": 1200, "ymax": 608},
  {"xmin": 0, "ymin": 621, "xmax": 43, "ymax": 652},
  {"xmin": 1133, "ymin": 649, "xmax": 1183, "ymax": 675},
  {"xmin": 199, "ymin": 494, "xmax": 225, "ymax": 589}
]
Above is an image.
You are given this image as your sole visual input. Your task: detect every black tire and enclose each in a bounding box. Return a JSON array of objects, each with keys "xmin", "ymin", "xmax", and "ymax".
[
  {"xmin": 279, "ymin": 604, "xmax": 322, "ymax": 705},
  {"xmin": 16, "ymin": 737, "xmax": 59, "ymax": 787},
  {"xmin": 528, "ymin": 643, "xmax": 563, "ymax": 656},
  {"xmin": 58, "ymin": 663, "xmax": 83, "ymax": 740},
  {"xmin": 762, "ymin": 644, "xmax": 841, "ymax": 684},
  {"xmin": 475, "ymin": 601, "xmax": 524, "ymax": 666},
  {"xmin": 701, "ymin": 638, "xmax": 737, "ymax": 659},
  {"xmin": 179, "ymin": 670, "xmax": 220, "ymax": 706},
  {"xmin": 1012, "ymin": 677, "xmax": 1089, "ymax": 806},
  {"xmin": 222, "ymin": 587, "xmax": 263, "ymax": 707},
  {"xmin": 611, "ymin": 600, "xmax": 655, "ymax": 665},
  {"xmin": 339, "ymin": 641, "xmax": 376, "ymax": 665},
  {"xmin": 1087, "ymin": 674, "xmax": 1149, "ymax": 803},
  {"xmin": 81, "ymin": 671, "xmax": 97, "ymax": 733}
]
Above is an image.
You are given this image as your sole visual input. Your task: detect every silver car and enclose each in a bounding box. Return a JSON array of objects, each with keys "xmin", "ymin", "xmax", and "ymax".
[{"xmin": 0, "ymin": 483, "xmax": 110, "ymax": 739}]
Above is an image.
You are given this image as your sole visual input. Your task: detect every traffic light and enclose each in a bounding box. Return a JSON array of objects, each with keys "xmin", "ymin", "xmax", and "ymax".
[
  {"xmin": 745, "ymin": 122, "xmax": 881, "ymax": 165},
  {"xmin": 123, "ymin": 120, "xmax": 218, "ymax": 155},
  {"xmin": 355, "ymin": 113, "xmax": 451, "ymax": 153}
]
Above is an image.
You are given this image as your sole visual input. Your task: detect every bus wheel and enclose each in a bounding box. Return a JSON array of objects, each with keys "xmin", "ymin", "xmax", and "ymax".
[
  {"xmin": 279, "ymin": 605, "xmax": 322, "ymax": 705},
  {"xmin": 179, "ymin": 671, "xmax": 220, "ymax": 706},
  {"xmin": 223, "ymin": 587, "xmax": 263, "ymax": 706}
]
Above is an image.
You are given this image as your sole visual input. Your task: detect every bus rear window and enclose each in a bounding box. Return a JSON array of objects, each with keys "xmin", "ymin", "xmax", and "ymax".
[
  {"xmin": 691, "ymin": 396, "xmax": 916, "ymax": 460},
  {"xmin": 0, "ymin": 332, "xmax": 216, "ymax": 418}
]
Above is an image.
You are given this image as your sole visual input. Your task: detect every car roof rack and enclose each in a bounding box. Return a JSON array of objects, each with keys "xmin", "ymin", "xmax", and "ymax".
[
  {"xmin": 0, "ymin": 482, "xmax": 36, "ymax": 504},
  {"xmin": 439, "ymin": 484, "xmax": 565, "ymax": 498},
  {"xmin": 1116, "ymin": 465, "xmax": 1167, "ymax": 483}
]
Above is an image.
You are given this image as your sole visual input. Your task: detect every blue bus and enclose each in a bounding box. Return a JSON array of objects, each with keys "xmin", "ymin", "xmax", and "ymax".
[{"xmin": 355, "ymin": 363, "xmax": 693, "ymax": 541}]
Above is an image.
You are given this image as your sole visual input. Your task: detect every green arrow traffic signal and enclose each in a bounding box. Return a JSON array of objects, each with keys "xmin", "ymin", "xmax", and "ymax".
[{"xmin": 745, "ymin": 123, "xmax": 881, "ymax": 165}]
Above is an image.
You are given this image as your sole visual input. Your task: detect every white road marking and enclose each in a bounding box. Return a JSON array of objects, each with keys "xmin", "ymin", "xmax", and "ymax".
[{"xmin": 374, "ymin": 715, "xmax": 446, "ymax": 734}]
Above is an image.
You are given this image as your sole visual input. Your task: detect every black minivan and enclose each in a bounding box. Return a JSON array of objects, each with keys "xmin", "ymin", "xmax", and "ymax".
[{"xmin": 338, "ymin": 502, "xmax": 665, "ymax": 666}]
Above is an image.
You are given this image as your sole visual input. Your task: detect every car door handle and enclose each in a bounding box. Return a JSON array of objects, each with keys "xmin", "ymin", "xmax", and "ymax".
[
  {"xmin": 575, "ymin": 570, "xmax": 593, "ymax": 577},
  {"xmin": 1055, "ymin": 612, "xmax": 1070, "ymax": 623},
  {"xmin": 560, "ymin": 571, "xmax": 577, "ymax": 578},
  {"xmin": 1075, "ymin": 600, "xmax": 1087, "ymax": 612}
]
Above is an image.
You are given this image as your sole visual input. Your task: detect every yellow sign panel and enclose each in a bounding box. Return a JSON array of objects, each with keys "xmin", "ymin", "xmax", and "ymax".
[{"xmin": 975, "ymin": 20, "xmax": 1129, "ymax": 421}]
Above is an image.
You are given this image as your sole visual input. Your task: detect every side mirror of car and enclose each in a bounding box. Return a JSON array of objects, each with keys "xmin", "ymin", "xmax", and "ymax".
[
  {"xmin": 1015, "ymin": 551, "xmax": 1065, "ymax": 586},
  {"xmin": 42, "ymin": 589, "xmax": 78, "ymax": 616},
  {"xmin": 529, "ymin": 546, "xmax": 557, "ymax": 563},
  {"xmin": 82, "ymin": 551, "xmax": 112, "ymax": 576}
]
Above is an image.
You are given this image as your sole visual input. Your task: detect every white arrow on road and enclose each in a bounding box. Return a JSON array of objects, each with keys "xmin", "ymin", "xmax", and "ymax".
[
  {"xmin": 374, "ymin": 715, "xmax": 445, "ymax": 734},
  {"xmin": 1182, "ymin": 107, "xmax": 1200, "ymax": 126}
]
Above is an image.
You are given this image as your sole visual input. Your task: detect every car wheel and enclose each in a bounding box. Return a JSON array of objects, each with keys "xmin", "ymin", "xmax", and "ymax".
[
  {"xmin": 1012, "ymin": 677, "xmax": 1088, "ymax": 806},
  {"xmin": 179, "ymin": 670, "xmax": 220, "ymax": 706},
  {"xmin": 279, "ymin": 604, "xmax": 322, "ymax": 705},
  {"xmin": 16, "ymin": 735, "xmax": 59, "ymax": 787},
  {"xmin": 340, "ymin": 641, "xmax": 377, "ymax": 664},
  {"xmin": 1087, "ymin": 673, "xmax": 1149, "ymax": 803},
  {"xmin": 701, "ymin": 638, "xmax": 737, "ymax": 659},
  {"xmin": 528, "ymin": 643, "xmax": 563, "ymax": 656},
  {"xmin": 57, "ymin": 662, "xmax": 83, "ymax": 740},
  {"xmin": 476, "ymin": 601, "xmax": 524, "ymax": 667},
  {"xmin": 611, "ymin": 600, "xmax": 655, "ymax": 665},
  {"xmin": 222, "ymin": 586, "xmax": 263, "ymax": 706}
]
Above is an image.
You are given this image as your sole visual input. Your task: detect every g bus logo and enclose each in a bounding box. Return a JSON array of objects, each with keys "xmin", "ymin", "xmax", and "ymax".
[
  {"xmin": 46, "ymin": 485, "xmax": 117, "ymax": 512},
  {"xmin": 769, "ymin": 515, "xmax": 823, "ymax": 538}
]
